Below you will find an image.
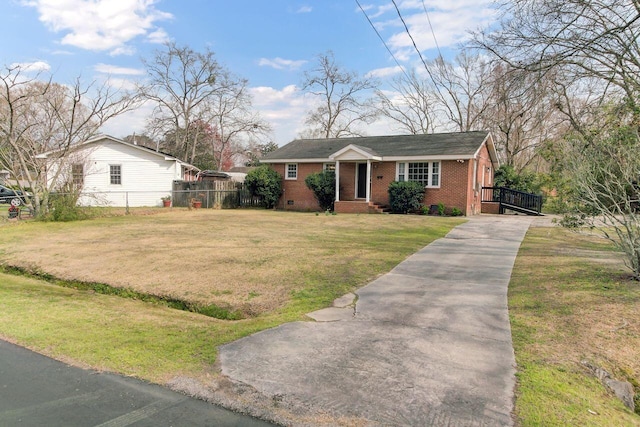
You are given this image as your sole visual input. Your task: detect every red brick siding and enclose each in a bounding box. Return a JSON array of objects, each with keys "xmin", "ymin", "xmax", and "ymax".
[
  {"xmin": 422, "ymin": 160, "xmax": 470, "ymax": 215},
  {"xmin": 370, "ymin": 162, "xmax": 396, "ymax": 205},
  {"xmin": 335, "ymin": 201, "xmax": 371, "ymax": 213},
  {"xmin": 270, "ymin": 144, "xmax": 495, "ymax": 215},
  {"xmin": 481, "ymin": 202, "xmax": 500, "ymax": 214},
  {"xmin": 465, "ymin": 144, "xmax": 494, "ymax": 215},
  {"xmin": 273, "ymin": 163, "xmax": 327, "ymax": 211}
]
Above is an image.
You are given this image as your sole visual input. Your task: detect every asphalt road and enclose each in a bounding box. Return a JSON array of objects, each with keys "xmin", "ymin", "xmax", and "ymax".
[{"xmin": 0, "ymin": 339, "xmax": 272, "ymax": 427}]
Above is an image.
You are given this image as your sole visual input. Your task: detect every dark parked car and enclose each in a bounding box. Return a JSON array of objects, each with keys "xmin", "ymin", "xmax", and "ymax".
[{"xmin": 0, "ymin": 184, "xmax": 29, "ymax": 205}]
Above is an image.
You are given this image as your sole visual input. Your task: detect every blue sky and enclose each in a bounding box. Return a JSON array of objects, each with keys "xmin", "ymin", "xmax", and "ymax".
[{"xmin": 0, "ymin": 0, "xmax": 497, "ymax": 145}]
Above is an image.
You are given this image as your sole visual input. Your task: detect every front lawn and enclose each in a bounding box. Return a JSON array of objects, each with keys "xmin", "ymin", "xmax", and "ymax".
[
  {"xmin": 510, "ymin": 225, "xmax": 640, "ymax": 425},
  {"xmin": 0, "ymin": 209, "xmax": 462, "ymax": 382}
]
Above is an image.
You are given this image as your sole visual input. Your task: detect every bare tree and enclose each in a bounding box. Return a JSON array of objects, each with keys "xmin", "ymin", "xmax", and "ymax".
[
  {"xmin": 475, "ymin": 0, "xmax": 640, "ymax": 119},
  {"xmin": 376, "ymin": 52, "xmax": 492, "ymax": 135},
  {"xmin": 244, "ymin": 140, "xmax": 279, "ymax": 167},
  {"xmin": 426, "ymin": 51, "xmax": 493, "ymax": 133},
  {"xmin": 480, "ymin": 63, "xmax": 563, "ymax": 172},
  {"xmin": 376, "ymin": 69, "xmax": 438, "ymax": 135},
  {"xmin": 302, "ymin": 51, "xmax": 378, "ymax": 138},
  {"xmin": 564, "ymin": 112, "xmax": 640, "ymax": 277},
  {"xmin": 475, "ymin": 0, "xmax": 640, "ymax": 277},
  {"xmin": 140, "ymin": 43, "xmax": 269, "ymax": 167},
  {"xmin": 138, "ymin": 42, "xmax": 223, "ymax": 164},
  {"xmin": 0, "ymin": 65, "xmax": 135, "ymax": 215},
  {"xmin": 202, "ymin": 69, "xmax": 270, "ymax": 170}
]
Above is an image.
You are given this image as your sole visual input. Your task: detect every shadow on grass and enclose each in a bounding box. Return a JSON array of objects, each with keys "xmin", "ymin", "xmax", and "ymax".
[{"xmin": 0, "ymin": 265, "xmax": 243, "ymax": 320}]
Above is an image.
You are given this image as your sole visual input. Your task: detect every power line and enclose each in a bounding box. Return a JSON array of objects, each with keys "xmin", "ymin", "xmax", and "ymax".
[
  {"xmin": 391, "ymin": 0, "xmax": 431, "ymax": 72},
  {"xmin": 422, "ymin": 0, "xmax": 443, "ymax": 59},
  {"xmin": 390, "ymin": 0, "xmax": 449, "ymax": 108},
  {"xmin": 354, "ymin": 0, "xmax": 411, "ymax": 81}
]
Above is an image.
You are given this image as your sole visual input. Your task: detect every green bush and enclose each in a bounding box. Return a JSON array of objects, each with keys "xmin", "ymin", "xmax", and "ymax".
[
  {"xmin": 41, "ymin": 187, "xmax": 88, "ymax": 222},
  {"xmin": 388, "ymin": 181, "xmax": 425, "ymax": 214},
  {"xmin": 305, "ymin": 170, "xmax": 336, "ymax": 211},
  {"xmin": 451, "ymin": 207, "xmax": 463, "ymax": 216},
  {"xmin": 543, "ymin": 196, "xmax": 571, "ymax": 214},
  {"xmin": 245, "ymin": 165, "xmax": 283, "ymax": 209},
  {"xmin": 494, "ymin": 165, "xmax": 541, "ymax": 194}
]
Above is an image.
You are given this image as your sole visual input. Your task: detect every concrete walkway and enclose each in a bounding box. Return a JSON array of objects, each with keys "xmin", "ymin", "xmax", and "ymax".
[{"xmin": 220, "ymin": 215, "xmax": 533, "ymax": 426}]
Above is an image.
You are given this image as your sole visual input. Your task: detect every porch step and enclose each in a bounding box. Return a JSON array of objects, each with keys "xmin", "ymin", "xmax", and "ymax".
[
  {"xmin": 369, "ymin": 202, "xmax": 391, "ymax": 214},
  {"xmin": 334, "ymin": 201, "xmax": 390, "ymax": 214}
]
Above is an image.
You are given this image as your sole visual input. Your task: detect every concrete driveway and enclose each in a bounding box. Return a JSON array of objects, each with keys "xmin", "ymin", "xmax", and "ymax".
[{"xmin": 219, "ymin": 215, "xmax": 533, "ymax": 426}]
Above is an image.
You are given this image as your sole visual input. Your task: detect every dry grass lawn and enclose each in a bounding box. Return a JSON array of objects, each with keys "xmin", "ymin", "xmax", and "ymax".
[{"xmin": 0, "ymin": 209, "xmax": 462, "ymax": 317}]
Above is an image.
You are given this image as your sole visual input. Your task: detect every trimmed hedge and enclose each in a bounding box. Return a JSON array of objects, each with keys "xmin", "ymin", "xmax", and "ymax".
[
  {"xmin": 305, "ymin": 170, "xmax": 336, "ymax": 211},
  {"xmin": 388, "ymin": 181, "xmax": 425, "ymax": 213}
]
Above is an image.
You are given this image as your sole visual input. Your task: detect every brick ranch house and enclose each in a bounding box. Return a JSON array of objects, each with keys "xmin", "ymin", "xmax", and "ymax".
[{"xmin": 261, "ymin": 131, "xmax": 499, "ymax": 215}]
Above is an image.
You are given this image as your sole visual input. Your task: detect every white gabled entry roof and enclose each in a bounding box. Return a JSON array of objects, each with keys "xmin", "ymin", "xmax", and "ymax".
[{"xmin": 329, "ymin": 144, "xmax": 382, "ymax": 162}]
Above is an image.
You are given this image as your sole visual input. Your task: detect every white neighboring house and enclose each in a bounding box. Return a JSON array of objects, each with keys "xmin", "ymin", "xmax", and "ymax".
[{"xmin": 38, "ymin": 135, "xmax": 199, "ymax": 207}]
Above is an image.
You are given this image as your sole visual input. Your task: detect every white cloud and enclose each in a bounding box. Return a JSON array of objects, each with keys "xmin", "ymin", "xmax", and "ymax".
[
  {"xmin": 147, "ymin": 28, "xmax": 169, "ymax": 44},
  {"xmin": 258, "ymin": 57, "xmax": 307, "ymax": 71},
  {"xmin": 364, "ymin": 0, "xmax": 497, "ymax": 61},
  {"xmin": 99, "ymin": 100, "xmax": 153, "ymax": 138},
  {"xmin": 10, "ymin": 60, "xmax": 51, "ymax": 73},
  {"xmin": 22, "ymin": 0, "xmax": 173, "ymax": 55},
  {"xmin": 51, "ymin": 49, "xmax": 74, "ymax": 55},
  {"xmin": 296, "ymin": 6, "xmax": 312, "ymax": 13},
  {"xmin": 367, "ymin": 66, "xmax": 404, "ymax": 79},
  {"xmin": 102, "ymin": 77, "xmax": 138, "ymax": 91},
  {"xmin": 94, "ymin": 63, "xmax": 145, "ymax": 75},
  {"xmin": 109, "ymin": 46, "xmax": 137, "ymax": 57},
  {"xmin": 250, "ymin": 85, "xmax": 310, "ymax": 143}
]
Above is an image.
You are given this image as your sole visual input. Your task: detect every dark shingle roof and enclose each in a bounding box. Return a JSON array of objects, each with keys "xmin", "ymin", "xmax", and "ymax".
[{"xmin": 262, "ymin": 131, "xmax": 491, "ymax": 161}]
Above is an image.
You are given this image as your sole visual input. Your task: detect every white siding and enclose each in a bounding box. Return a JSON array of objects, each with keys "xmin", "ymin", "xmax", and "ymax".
[
  {"xmin": 334, "ymin": 149, "xmax": 368, "ymax": 161},
  {"xmin": 48, "ymin": 138, "xmax": 184, "ymax": 207}
]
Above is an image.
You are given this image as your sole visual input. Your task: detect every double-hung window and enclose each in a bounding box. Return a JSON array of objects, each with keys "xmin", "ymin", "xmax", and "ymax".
[
  {"xmin": 110, "ymin": 164, "xmax": 122, "ymax": 185},
  {"xmin": 323, "ymin": 163, "xmax": 336, "ymax": 172},
  {"xmin": 71, "ymin": 164, "xmax": 84, "ymax": 186},
  {"xmin": 396, "ymin": 161, "xmax": 440, "ymax": 187},
  {"xmin": 285, "ymin": 163, "xmax": 298, "ymax": 180}
]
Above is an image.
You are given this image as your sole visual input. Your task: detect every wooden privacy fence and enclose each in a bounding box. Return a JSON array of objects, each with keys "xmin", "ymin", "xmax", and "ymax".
[{"xmin": 172, "ymin": 180, "xmax": 262, "ymax": 209}]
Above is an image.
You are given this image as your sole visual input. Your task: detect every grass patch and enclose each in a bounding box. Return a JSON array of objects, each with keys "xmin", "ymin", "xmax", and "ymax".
[
  {"xmin": 0, "ymin": 210, "xmax": 462, "ymax": 384},
  {"xmin": 0, "ymin": 265, "xmax": 243, "ymax": 320},
  {"xmin": 0, "ymin": 272, "xmax": 279, "ymax": 383},
  {"xmin": 511, "ymin": 226, "xmax": 640, "ymax": 425},
  {"xmin": 0, "ymin": 209, "xmax": 461, "ymax": 317}
]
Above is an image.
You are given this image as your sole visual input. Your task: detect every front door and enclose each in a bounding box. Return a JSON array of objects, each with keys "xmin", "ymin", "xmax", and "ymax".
[{"xmin": 356, "ymin": 163, "xmax": 367, "ymax": 199}]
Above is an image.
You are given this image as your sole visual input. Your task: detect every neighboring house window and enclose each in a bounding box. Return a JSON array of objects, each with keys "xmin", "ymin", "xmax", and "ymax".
[
  {"xmin": 323, "ymin": 163, "xmax": 336, "ymax": 172},
  {"xmin": 396, "ymin": 162, "xmax": 440, "ymax": 187},
  {"xmin": 110, "ymin": 165, "xmax": 122, "ymax": 185},
  {"xmin": 71, "ymin": 164, "xmax": 84, "ymax": 186},
  {"xmin": 286, "ymin": 163, "xmax": 298, "ymax": 180}
]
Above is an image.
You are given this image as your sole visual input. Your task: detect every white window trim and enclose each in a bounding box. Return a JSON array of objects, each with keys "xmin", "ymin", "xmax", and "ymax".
[
  {"xmin": 396, "ymin": 161, "xmax": 441, "ymax": 188},
  {"xmin": 285, "ymin": 163, "xmax": 298, "ymax": 180},
  {"xmin": 323, "ymin": 162, "xmax": 336, "ymax": 171}
]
